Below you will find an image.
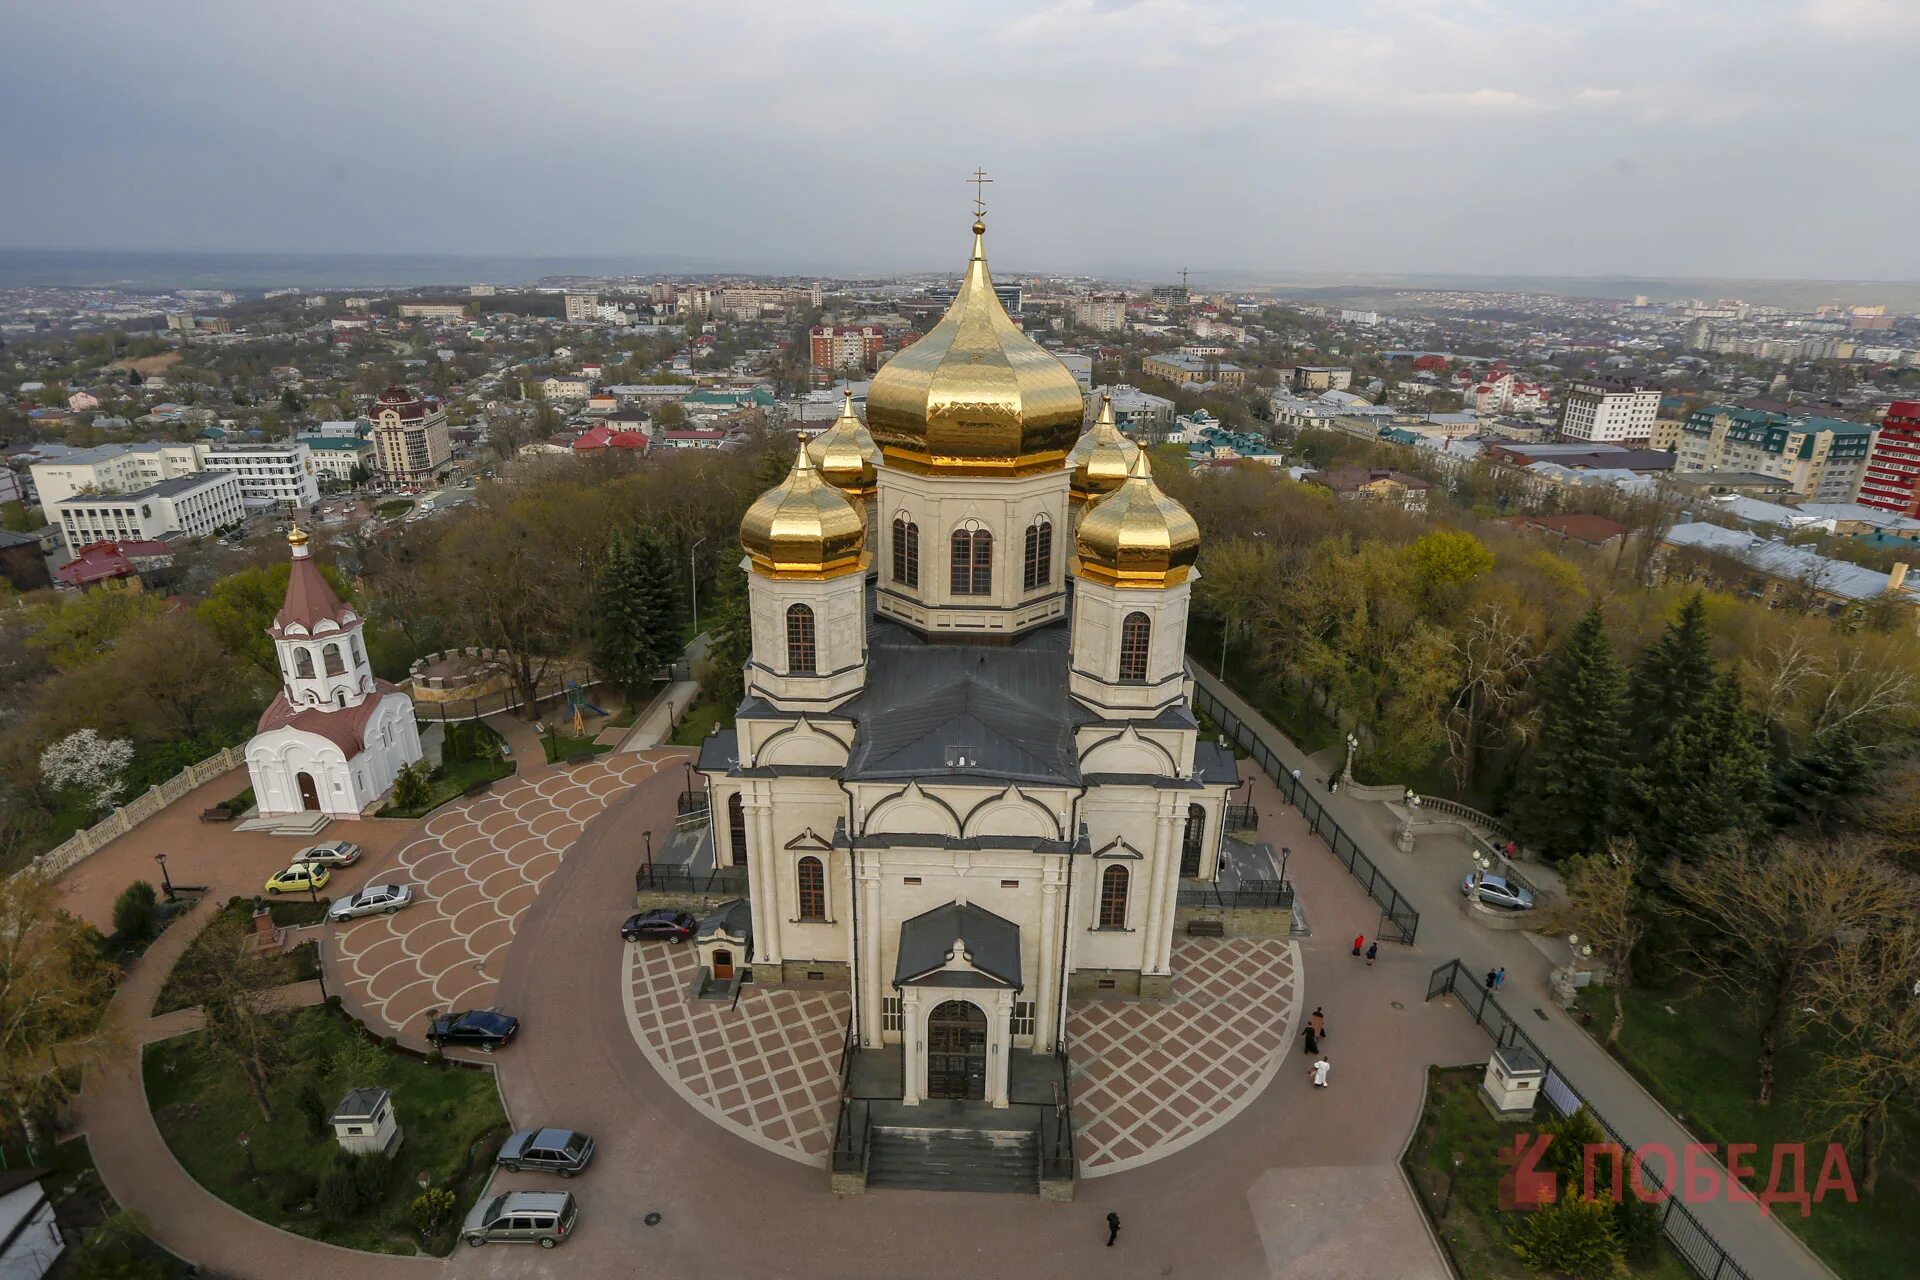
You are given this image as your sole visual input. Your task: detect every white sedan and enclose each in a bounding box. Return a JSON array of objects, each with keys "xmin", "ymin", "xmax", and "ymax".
[
  {"xmin": 297, "ymin": 839, "xmax": 362, "ymax": 867},
  {"xmin": 327, "ymin": 884, "xmax": 414, "ymax": 922}
]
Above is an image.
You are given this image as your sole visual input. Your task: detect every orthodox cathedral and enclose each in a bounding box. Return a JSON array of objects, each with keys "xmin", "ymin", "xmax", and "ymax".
[
  {"xmin": 698, "ymin": 214, "xmax": 1236, "ymax": 1109},
  {"xmin": 246, "ymin": 528, "xmax": 422, "ymax": 818}
]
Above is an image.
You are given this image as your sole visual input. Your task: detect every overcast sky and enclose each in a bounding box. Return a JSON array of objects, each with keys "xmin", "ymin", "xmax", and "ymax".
[{"xmin": 3, "ymin": 0, "xmax": 1917, "ymax": 281}]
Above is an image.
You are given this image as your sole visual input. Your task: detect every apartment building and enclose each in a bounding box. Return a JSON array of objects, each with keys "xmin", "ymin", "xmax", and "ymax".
[
  {"xmin": 810, "ymin": 324, "xmax": 886, "ymax": 371},
  {"xmin": 369, "ymin": 385, "xmax": 453, "ymax": 493},
  {"xmin": 1072, "ymin": 291, "xmax": 1129, "ymax": 333},
  {"xmin": 27, "ymin": 442, "xmax": 204, "ymax": 507},
  {"xmin": 297, "ymin": 435, "xmax": 375, "ymax": 485},
  {"xmin": 1290, "ymin": 366, "xmax": 1353, "ymax": 393},
  {"xmin": 564, "ymin": 293, "xmax": 600, "ymax": 324},
  {"xmin": 52, "ymin": 473, "xmax": 244, "ymax": 549},
  {"xmin": 1092, "ymin": 385, "xmax": 1175, "ymax": 437},
  {"xmin": 1558, "ymin": 380, "xmax": 1660, "ymax": 445},
  {"xmin": 197, "ymin": 441, "xmax": 321, "ymax": 510},
  {"xmin": 1142, "ymin": 352, "xmax": 1246, "ymax": 387},
  {"xmin": 539, "ymin": 375, "xmax": 593, "ymax": 402},
  {"xmin": 1858, "ymin": 401, "xmax": 1920, "ymax": 516},
  {"xmin": 1678, "ymin": 405, "xmax": 1876, "ymax": 502},
  {"xmin": 397, "ymin": 303, "xmax": 466, "ymax": 320}
]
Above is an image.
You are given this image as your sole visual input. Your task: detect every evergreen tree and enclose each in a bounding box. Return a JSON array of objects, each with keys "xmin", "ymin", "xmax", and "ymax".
[
  {"xmin": 1617, "ymin": 670, "xmax": 1770, "ymax": 867},
  {"xmin": 700, "ymin": 558, "xmax": 753, "ymax": 711},
  {"xmin": 1510, "ymin": 609, "xmax": 1628, "ymax": 860},
  {"xmin": 1773, "ymin": 724, "xmax": 1867, "ymax": 828},
  {"xmin": 1627, "ymin": 592, "xmax": 1717, "ymax": 744},
  {"xmin": 592, "ymin": 530, "xmax": 679, "ymax": 695}
]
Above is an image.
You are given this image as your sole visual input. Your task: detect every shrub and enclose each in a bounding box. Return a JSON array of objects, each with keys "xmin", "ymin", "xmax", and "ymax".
[
  {"xmin": 1511, "ymin": 1193, "xmax": 1623, "ymax": 1279},
  {"xmin": 1538, "ymin": 1106, "xmax": 1610, "ymax": 1196},
  {"xmin": 381, "ymin": 1036, "xmax": 397, "ymax": 1053},
  {"xmin": 410, "ymin": 1187, "xmax": 456, "ymax": 1238},
  {"xmin": 426, "ymin": 1049, "xmax": 446, "ymax": 1068},
  {"xmin": 390, "ymin": 762, "xmax": 432, "ymax": 811},
  {"xmin": 324, "ymin": 994, "xmax": 343, "ymax": 1011},
  {"xmin": 352, "ymin": 1151, "xmax": 393, "ymax": 1203},
  {"xmin": 315, "ymin": 1152, "xmax": 391, "ymax": 1220},
  {"xmin": 112, "ymin": 881, "xmax": 159, "ymax": 942},
  {"xmin": 294, "ymin": 1078, "xmax": 331, "ymax": 1140},
  {"xmin": 273, "ymin": 1170, "xmax": 320, "ymax": 1214},
  {"xmin": 1614, "ymin": 1194, "xmax": 1664, "ymax": 1264}
]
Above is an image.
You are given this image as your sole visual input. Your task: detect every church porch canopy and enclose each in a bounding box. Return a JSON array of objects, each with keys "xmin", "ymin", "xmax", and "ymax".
[{"xmin": 893, "ymin": 901, "xmax": 1021, "ymax": 990}]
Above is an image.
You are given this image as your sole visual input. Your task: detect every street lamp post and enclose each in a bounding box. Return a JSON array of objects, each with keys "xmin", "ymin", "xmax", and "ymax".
[
  {"xmin": 689, "ymin": 536, "xmax": 708, "ymax": 637},
  {"xmin": 154, "ymin": 853, "xmax": 175, "ymax": 902},
  {"xmin": 1343, "ymin": 732, "xmax": 1359, "ymax": 784},
  {"xmin": 238, "ymin": 1131, "xmax": 258, "ymax": 1182},
  {"xmin": 1442, "ymin": 1151, "xmax": 1464, "ymax": 1218}
]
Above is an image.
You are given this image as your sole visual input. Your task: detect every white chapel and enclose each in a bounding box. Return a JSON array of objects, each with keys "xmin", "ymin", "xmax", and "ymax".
[
  {"xmin": 698, "ymin": 215, "xmax": 1239, "ymax": 1109},
  {"xmin": 246, "ymin": 528, "xmax": 422, "ymax": 817}
]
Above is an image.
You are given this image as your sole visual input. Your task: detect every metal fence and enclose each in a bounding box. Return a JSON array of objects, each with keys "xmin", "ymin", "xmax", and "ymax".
[
  {"xmin": 1176, "ymin": 879, "xmax": 1295, "ymax": 910},
  {"xmin": 1426, "ymin": 960, "xmax": 1754, "ymax": 1280},
  {"xmin": 633, "ymin": 864, "xmax": 749, "ymax": 896},
  {"xmin": 1193, "ymin": 683, "xmax": 1420, "ymax": 945}
]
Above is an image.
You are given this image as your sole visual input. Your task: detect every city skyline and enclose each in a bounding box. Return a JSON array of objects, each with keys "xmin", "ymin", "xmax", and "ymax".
[{"xmin": 3, "ymin": 0, "xmax": 1919, "ymax": 282}]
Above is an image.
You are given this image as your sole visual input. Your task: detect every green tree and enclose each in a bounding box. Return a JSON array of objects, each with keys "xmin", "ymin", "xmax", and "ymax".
[
  {"xmin": 699, "ymin": 559, "xmax": 752, "ymax": 711},
  {"xmin": 1627, "ymin": 592, "xmax": 1716, "ymax": 744},
  {"xmin": 1773, "ymin": 723, "xmax": 1867, "ymax": 828},
  {"xmin": 111, "ymin": 880, "xmax": 159, "ymax": 942},
  {"xmin": 1617, "ymin": 670, "xmax": 1769, "ymax": 868},
  {"xmin": 0, "ymin": 876, "xmax": 117, "ymax": 1150},
  {"xmin": 1401, "ymin": 528, "xmax": 1493, "ymax": 606},
  {"xmin": 592, "ymin": 529, "xmax": 679, "ymax": 695},
  {"xmin": 1510, "ymin": 1193, "xmax": 1622, "ymax": 1279},
  {"xmin": 1510, "ymin": 610, "xmax": 1627, "ymax": 859},
  {"xmin": 169, "ymin": 914, "xmax": 295, "ymax": 1119},
  {"xmin": 389, "ymin": 762, "xmax": 431, "ymax": 812},
  {"xmin": 24, "ymin": 582, "xmax": 167, "ymax": 671},
  {"xmin": 196, "ymin": 561, "xmax": 355, "ymax": 677}
]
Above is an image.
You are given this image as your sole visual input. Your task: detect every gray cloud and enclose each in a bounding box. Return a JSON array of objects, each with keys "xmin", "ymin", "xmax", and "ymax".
[{"xmin": 1, "ymin": 0, "xmax": 1915, "ymax": 280}]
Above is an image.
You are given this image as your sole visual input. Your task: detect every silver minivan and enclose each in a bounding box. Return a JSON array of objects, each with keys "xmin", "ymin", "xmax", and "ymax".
[{"xmin": 462, "ymin": 1190, "xmax": 578, "ymax": 1249}]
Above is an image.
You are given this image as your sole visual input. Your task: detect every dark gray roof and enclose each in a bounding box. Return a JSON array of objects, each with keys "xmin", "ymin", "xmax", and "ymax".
[
  {"xmin": 842, "ymin": 621, "xmax": 1088, "ymax": 786},
  {"xmin": 0, "ymin": 529, "xmax": 38, "ymax": 549},
  {"xmin": 1194, "ymin": 741, "xmax": 1240, "ymax": 786},
  {"xmin": 695, "ymin": 897, "xmax": 752, "ymax": 945},
  {"xmin": 696, "ymin": 728, "xmax": 739, "ymax": 773},
  {"xmin": 894, "ymin": 901, "xmax": 1021, "ymax": 989},
  {"xmin": 331, "ymin": 1087, "xmax": 390, "ymax": 1121}
]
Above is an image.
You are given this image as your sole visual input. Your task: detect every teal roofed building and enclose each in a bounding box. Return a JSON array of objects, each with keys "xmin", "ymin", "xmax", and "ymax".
[{"xmin": 1678, "ymin": 403, "xmax": 1879, "ymax": 503}]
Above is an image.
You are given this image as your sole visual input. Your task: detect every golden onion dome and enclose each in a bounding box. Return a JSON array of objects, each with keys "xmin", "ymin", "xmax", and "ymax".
[
  {"xmin": 1073, "ymin": 448, "xmax": 1200, "ymax": 589},
  {"xmin": 804, "ymin": 390, "xmax": 879, "ymax": 500},
  {"xmin": 865, "ymin": 219, "xmax": 1086, "ymax": 477},
  {"xmin": 739, "ymin": 444, "xmax": 867, "ymax": 579},
  {"xmin": 1066, "ymin": 393, "xmax": 1141, "ymax": 507},
  {"xmin": 287, "ymin": 525, "xmax": 311, "ymax": 547}
]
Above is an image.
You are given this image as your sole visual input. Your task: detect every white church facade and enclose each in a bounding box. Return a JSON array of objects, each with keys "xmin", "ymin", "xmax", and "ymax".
[
  {"xmin": 698, "ymin": 217, "xmax": 1238, "ymax": 1111},
  {"xmin": 246, "ymin": 528, "xmax": 422, "ymax": 818}
]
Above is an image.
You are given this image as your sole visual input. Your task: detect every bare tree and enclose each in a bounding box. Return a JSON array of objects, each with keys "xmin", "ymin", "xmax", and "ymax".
[
  {"xmin": 1543, "ymin": 840, "xmax": 1647, "ymax": 1045},
  {"xmin": 1668, "ymin": 836, "xmax": 1914, "ymax": 1105},
  {"xmin": 0, "ymin": 876, "xmax": 118, "ymax": 1149},
  {"xmin": 170, "ymin": 913, "xmax": 296, "ymax": 1120},
  {"xmin": 1441, "ymin": 599, "xmax": 1542, "ymax": 788}
]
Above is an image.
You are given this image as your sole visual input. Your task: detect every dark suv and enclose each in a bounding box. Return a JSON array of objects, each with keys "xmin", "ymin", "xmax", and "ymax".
[
  {"xmin": 426, "ymin": 1009, "xmax": 519, "ymax": 1052},
  {"xmin": 497, "ymin": 1127, "xmax": 597, "ymax": 1176}
]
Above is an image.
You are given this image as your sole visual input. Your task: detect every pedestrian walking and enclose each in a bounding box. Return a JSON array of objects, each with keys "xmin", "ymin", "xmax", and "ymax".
[
  {"xmin": 1106, "ymin": 1211, "xmax": 1121, "ymax": 1247},
  {"xmin": 1495, "ymin": 966, "xmax": 1507, "ymax": 990},
  {"xmin": 1303, "ymin": 1024, "xmax": 1318, "ymax": 1055},
  {"xmin": 1352, "ymin": 934, "xmax": 1365, "ymax": 957},
  {"xmin": 1310, "ymin": 1006, "xmax": 1326, "ymax": 1039},
  {"xmin": 1366, "ymin": 941, "xmax": 1378, "ymax": 967},
  {"xmin": 1310, "ymin": 1055, "xmax": 1331, "ymax": 1088},
  {"xmin": 1485, "ymin": 969, "xmax": 1498, "ymax": 993},
  {"xmin": 1325, "ymin": 773, "xmax": 1335, "ymax": 793},
  {"xmin": 1504, "ymin": 839, "xmax": 1517, "ymax": 860}
]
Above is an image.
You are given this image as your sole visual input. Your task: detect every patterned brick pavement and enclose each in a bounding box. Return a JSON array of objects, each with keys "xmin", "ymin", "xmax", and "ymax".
[
  {"xmin": 624, "ymin": 940, "xmax": 850, "ymax": 1165},
  {"xmin": 1069, "ymin": 936, "xmax": 1300, "ymax": 1176},
  {"xmin": 332, "ymin": 752, "xmax": 676, "ymax": 1037},
  {"xmin": 621, "ymin": 931, "xmax": 1299, "ymax": 1175}
]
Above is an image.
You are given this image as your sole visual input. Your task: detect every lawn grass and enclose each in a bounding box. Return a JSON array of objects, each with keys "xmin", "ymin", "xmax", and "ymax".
[
  {"xmin": 668, "ymin": 695, "xmax": 730, "ymax": 746},
  {"xmin": 1404, "ymin": 1067, "xmax": 1694, "ymax": 1280},
  {"xmin": 378, "ymin": 721, "xmax": 514, "ymax": 818},
  {"xmin": 1575, "ymin": 982, "xmax": 1918, "ymax": 1280},
  {"xmin": 541, "ymin": 731, "xmax": 612, "ymax": 763},
  {"xmin": 154, "ymin": 899, "xmax": 325, "ymax": 1014},
  {"xmin": 143, "ymin": 1005, "xmax": 508, "ymax": 1256},
  {"xmin": 375, "ymin": 500, "xmax": 413, "ymax": 518}
]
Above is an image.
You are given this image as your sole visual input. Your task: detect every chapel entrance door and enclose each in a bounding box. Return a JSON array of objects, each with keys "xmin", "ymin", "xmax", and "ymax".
[
  {"xmin": 296, "ymin": 772, "xmax": 320, "ymax": 811},
  {"xmin": 925, "ymin": 1000, "xmax": 987, "ymax": 1101},
  {"xmin": 712, "ymin": 949, "xmax": 734, "ymax": 981}
]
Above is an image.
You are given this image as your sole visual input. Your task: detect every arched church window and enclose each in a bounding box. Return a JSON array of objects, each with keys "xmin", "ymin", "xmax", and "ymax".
[
  {"xmin": 322, "ymin": 643, "xmax": 345, "ymax": 676},
  {"xmin": 728, "ymin": 793, "xmax": 748, "ymax": 865},
  {"xmin": 786, "ymin": 604, "xmax": 816, "ymax": 674},
  {"xmin": 950, "ymin": 523, "xmax": 992, "ymax": 596},
  {"xmin": 1023, "ymin": 515, "xmax": 1052, "ymax": 591},
  {"xmin": 891, "ymin": 514, "xmax": 919, "ymax": 588},
  {"xmin": 1098, "ymin": 864, "xmax": 1129, "ymax": 929},
  {"xmin": 1181, "ymin": 802, "xmax": 1206, "ymax": 878},
  {"xmin": 351, "ymin": 634, "xmax": 366, "ymax": 668},
  {"xmin": 797, "ymin": 856, "xmax": 826, "ymax": 921},
  {"xmin": 1119, "ymin": 612, "xmax": 1152, "ymax": 682},
  {"xmin": 295, "ymin": 648, "xmax": 315, "ymax": 679}
]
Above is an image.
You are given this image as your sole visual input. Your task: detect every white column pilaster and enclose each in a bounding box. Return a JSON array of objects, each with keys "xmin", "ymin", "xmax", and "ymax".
[
  {"xmin": 860, "ymin": 861, "xmax": 883, "ymax": 1047},
  {"xmin": 901, "ymin": 989, "xmax": 923, "ymax": 1105},
  {"xmin": 1035, "ymin": 871, "xmax": 1061, "ymax": 1054}
]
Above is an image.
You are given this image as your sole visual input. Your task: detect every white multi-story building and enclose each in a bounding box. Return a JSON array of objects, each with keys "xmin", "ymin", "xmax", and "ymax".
[
  {"xmin": 1072, "ymin": 291, "xmax": 1129, "ymax": 333},
  {"xmin": 1558, "ymin": 381, "xmax": 1660, "ymax": 444},
  {"xmin": 368, "ymin": 386, "xmax": 453, "ymax": 493},
  {"xmin": 27, "ymin": 442, "xmax": 203, "ymax": 507},
  {"xmin": 540, "ymin": 375, "xmax": 593, "ymax": 402},
  {"xmin": 1094, "ymin": 385, "xmax": 1176, "ymax": 436},
  {"xmin": 52, "ymin": 472, "xmax": 244, "ymax": 549},
  {"xmin": 564, "ymin": 293, "xmax": 600, "ymax": 324},
  {"xmin": 397, "ymin": 303, "xmax": 465, "ymax": 320},
  {"xmin": 297, "ymin": 436, "xmax": 375, "ymax": 485},
  {"xmin": 195, "ymin": 442, "xmax": 320, "ymax": 511},
  {"xmin": 1678, "ymin": 405, "xmax": 1877, "ymax": 503}
]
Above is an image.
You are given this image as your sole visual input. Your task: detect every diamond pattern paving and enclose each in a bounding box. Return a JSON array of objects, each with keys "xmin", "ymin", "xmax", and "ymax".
[
  {"xmin": 1068, "ymin": 936, "xmax": 1300, "ymax": 1176},
  {"xmin": 625, "ymin": 940, "xmax": 848, "ymax": 1166},
  {"xmin": 333, "ymin": 753, "xmax": 674, "ymax": 1035}
]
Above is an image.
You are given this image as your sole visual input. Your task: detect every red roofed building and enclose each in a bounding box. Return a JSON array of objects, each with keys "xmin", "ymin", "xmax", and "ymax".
[
  {"xmin": 244, "ymin": 527, "xmax": 422, "ymax": 818},
  {"xmin": 53, "ymin": 540, "xmax": 173, "ymax": 589},
  {"xmin": 572, "ymin": 424, "xmax": 650, "ymax": 454}
]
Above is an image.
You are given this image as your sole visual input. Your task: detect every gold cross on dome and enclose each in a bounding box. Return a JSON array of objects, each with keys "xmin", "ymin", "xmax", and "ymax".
[{"xmin": 969, "ymin": 167, "xmax": 992, "ymax": 219}]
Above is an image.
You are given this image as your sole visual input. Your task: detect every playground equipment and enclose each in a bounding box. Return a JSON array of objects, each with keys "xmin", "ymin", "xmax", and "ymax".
[{"xmin": 566, "ymin": 680, "xmax": 606, "ymax": 737}]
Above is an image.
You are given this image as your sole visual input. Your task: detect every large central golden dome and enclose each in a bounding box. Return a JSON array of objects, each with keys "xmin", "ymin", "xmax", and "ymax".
[{"xmin": 866, "ymin": 220, "xmax": 1087, "ymax": 477}]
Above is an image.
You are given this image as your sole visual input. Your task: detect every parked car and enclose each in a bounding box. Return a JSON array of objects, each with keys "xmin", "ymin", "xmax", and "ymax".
[
  {"xmin": 264, "ymin": 863, "xmax": 330, "ymax": 896},
  {"xmin": 621, "ymin": 909, "xmax": 697, "ymax": 943},
  {"xmin": 327, "ymin": 883, "xmax": 414, "ymax": 921},
  {"xmin": 462, "ymin": 1190, "xmax": 577, "ymax": 1249},
  {"xmin": 1461, "ymin": 873, "xmax": 1534, "ymax": 911},
  {"xmin": 427, "ymin": 1008, "xmax": 519, "ymax": 1052},
  {"xmin": 496, "ymin": 1128, "xmax": 596, "ymax": 1177},
  {"xmin": 296, "ymin": 839, "xmax": 362, "ymax": 867}
]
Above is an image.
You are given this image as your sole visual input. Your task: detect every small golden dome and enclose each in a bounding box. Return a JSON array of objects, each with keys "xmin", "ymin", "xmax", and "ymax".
[
  {"xmin": 804, "ymin": 390, "xmax": 878, "ymax": 500},
  {"xmin": 866, "ymin": 219, "xmax": 1086, "ymax": 477},
  {"xmin": 287, "ymin": 526, "xmax": 310, "ymax": 547},
  {"xmin": 1067, "ymin": 393, "xmax": 1141, "ymax": 507},
  {"xmin": 739, "ymin": 444, "xmax": 867, "ymax": 580},
  {"xmin": 1073, "ymin": 448, "xmax": 1200, "ymax": 589}
]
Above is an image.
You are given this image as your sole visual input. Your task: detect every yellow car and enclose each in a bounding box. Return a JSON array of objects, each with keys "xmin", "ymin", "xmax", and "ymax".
[{"xmin": 264, "ymin": 862, "xmax": 331, "ymax": 896}]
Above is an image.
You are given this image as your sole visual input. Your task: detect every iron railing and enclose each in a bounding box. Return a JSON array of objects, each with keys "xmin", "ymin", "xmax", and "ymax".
[
  {"xmin": 633, "ymin": 863, "xmax": 748, "ymax": 896},
  {"xmin": 1193, "ymin": 683, "xmax": 1420, "ymax": 945},
  {"xmin": 1041, "ymin": 1048, "xmax": 1076, "ymax": 1182},
  {"xmin": 1223, "ymin": 802, "xmax": 1259, "ymax": 833},
  {"xmin": 676, "ymin": 787, "xmax": 710, "ymax": 818},
  {"xmin": 1176, "ymin": 879, "xmax": 1295, "ymax": 910},
  {"xmin": 1426, "ymin": 960, "xmax": 1754, "ymax": 1280},
  {"xmin": 829, "ymin": 1015, "xmax": 870, "ymax": 1176}
]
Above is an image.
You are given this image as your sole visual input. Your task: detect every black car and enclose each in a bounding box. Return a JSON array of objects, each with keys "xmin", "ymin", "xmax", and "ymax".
[
  {"xmin": 621, "ymin": 909, "xmax": 697, "ymax": 943},
  {"xmin": 427, "ymin": 1009, "xmax": 519, "ymax": 1052}
]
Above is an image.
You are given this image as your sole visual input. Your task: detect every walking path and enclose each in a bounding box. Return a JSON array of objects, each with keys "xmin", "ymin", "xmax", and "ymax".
[
  {"xmin": 615, "ymin": 677, "xmax": 699, "ymax": 751},
  {"xmin": 1193, "ymin": 665, "xmax": 1842, "ymax": 1280}
]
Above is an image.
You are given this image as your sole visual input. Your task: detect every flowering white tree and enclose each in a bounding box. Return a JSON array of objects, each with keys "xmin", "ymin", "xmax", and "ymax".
[{"xmin": 40, "ymin": 729, "xmax": 136, "ymax": 814}]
